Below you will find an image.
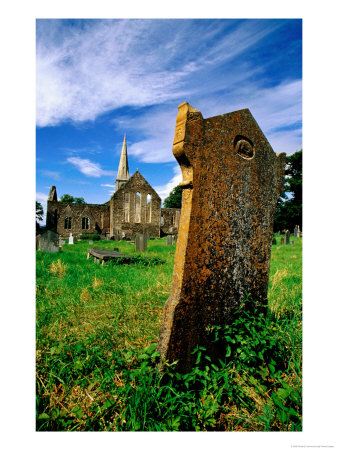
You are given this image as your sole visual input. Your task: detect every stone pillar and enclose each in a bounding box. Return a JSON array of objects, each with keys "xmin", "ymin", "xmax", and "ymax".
[{"xmin": 157, "ymin": 102, "xmax": 285, "ymax": 372}]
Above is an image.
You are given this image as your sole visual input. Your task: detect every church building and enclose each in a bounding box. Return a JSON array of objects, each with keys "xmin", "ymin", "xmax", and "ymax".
[{"xmin": 46, "ymin": 136, "xmax": 180, "ymax": 239}]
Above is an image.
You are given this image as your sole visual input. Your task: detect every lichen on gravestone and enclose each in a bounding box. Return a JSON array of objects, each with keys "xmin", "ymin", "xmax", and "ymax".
[{"xmin": 157, "ymin": 102, "xmax": 285, "ymax": 372}]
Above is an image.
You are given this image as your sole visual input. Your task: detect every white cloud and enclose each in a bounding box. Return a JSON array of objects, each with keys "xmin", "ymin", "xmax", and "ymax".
[
  {"xmin": 67, "ymin": 157, "xmax": 115, "ymax": 177},
  {"xmin": 154, "ymin": 165, "xmax": 182, "ymax": 201},
  {"xmin": 36, "ymin": 192, "xmax": 48, "ymax": 224},
  {"xmin": 36, "ymin": 20, "xmax": 286, "ymax": 128},
  {"xmin": 40, "ymin": 170, "xmax": 60, "ymax": 180}
]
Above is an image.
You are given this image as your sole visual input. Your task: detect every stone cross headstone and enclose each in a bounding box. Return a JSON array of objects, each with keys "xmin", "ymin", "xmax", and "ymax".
[
  {"xmin": 89, "ymin": 240, "xmax": 93, "ymax": 245},
  {"xmin": 157, "ymin": 102, "xmax": 285, "ymax": 372},
  {"xmin": 69, "ymin": 233, "xmax": 74, "ymax": 245},
  {"xmin": 135, "ymin": 233, "xmax": 147, "ymax": 252},
  {"xmin": 39, "ymin": 230, "xmax": 60, "ymax": 253},
  {"xmin": 285, "ymin": 230, "xmax": 290, "ymax": 245},
  {"xmin": 166, "ymin": 235, "xmax": 173, "ymax": 245}
]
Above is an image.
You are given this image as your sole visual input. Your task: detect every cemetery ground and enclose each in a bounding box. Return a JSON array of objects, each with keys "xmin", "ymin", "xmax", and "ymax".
[{"xmin": 36, "ymin": 236, "xmax": 302, "ymax": 431}]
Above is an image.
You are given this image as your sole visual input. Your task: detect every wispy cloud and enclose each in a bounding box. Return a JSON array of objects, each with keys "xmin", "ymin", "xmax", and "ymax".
[
  {"xmin": 36, "ymin": 19, "xmax": 287, "ymax": 128},
  {"xmin": 154, "ymin": 165, "xmax": 182, "ymax": 201},
  {"xmin": 40, "ymin": 170, "xmax": 60, "ymax": 180},
  {"xmin": 67, "ymin": 157, "xmax": 115, "ymax": 177}
]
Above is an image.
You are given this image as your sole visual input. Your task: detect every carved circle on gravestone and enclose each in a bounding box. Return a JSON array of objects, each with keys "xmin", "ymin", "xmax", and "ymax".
[{"xmin": 234, "ymin": 135, "xmax": 255, "ymax": 160}]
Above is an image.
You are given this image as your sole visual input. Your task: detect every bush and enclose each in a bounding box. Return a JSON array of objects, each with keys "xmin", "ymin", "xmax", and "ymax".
[{"xmin": 79, "ymin": 234, "xmax": 101, "ymax": 241}]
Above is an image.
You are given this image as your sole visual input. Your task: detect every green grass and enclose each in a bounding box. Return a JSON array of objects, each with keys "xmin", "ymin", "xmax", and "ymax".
[{"xmin": 36, "ymin": 235, "xmax": 302, "ymax": 431}]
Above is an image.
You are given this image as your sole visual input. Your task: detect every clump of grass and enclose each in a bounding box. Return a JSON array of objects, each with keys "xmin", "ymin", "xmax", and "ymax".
[{"xmin": 49, "ymin": 259, "xmax": 68, "ymax": 277}]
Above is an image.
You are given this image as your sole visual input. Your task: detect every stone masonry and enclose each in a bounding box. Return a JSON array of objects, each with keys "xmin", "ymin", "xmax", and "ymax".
[
  {"xmin": 157, "ymin": 102, "xmax": 286, "ymax": 372},
  {"xmin": 110, "ymin": 170, "xmax": 162, "ymax": 239}
]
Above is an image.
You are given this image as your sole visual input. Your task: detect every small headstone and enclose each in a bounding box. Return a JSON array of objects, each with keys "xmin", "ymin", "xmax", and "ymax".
[
  {"xmin": 280, "ymin": 237, "xmax": 284, "ymax": 245},
  {"xmin": 278, "ymin": 231, "xmax": 281, "ymax": 236},
  {"xmin": 291, "ymin": 240, "xmax": 294, "ymax": 246},
  {"xmin": 36, "ymin": 234, "xmax": 41, "ymax": 251},
  {"xmin": 69, "ymin": 233, "xmax": 74, "ymax": 245},
  {"xmin": 39, "ymin": 230, "xmax": 60, "ymax": 253},
  {"xmin": 135, "ymin": 233, "xmax": 147, "ymax": 252},
  {"xmin": 89, "ymin": 240, "xmax": 93, "ymax": 245},
  {"xmin": 146, "ymin": 233, "xmax": 150, "ymax": 241},
  {"xmin": 285, "ymin": 230, "xmax": 290, "ymax": 245},
  {"xmin": 61, "ymin": 240, "xmax": 66, "ymax": 245},
  {"xmin": 166, "ymin": 235, "xmax": 173, "ymax": 245},
  {"xmin": 272, "ymin": 237, "xmax": 277, "ymax": 245}
]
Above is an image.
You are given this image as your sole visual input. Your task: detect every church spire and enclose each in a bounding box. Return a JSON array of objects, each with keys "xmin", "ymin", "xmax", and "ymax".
[{"xmin": 115, "ymin": 134, "xmax": 130, "ymax": 191}]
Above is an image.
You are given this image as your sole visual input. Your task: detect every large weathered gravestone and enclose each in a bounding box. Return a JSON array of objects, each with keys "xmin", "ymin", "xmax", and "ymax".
[
  {"xmin": 285, "ymin": 230, "xmax": 290, "ymax": 245},
  {"xmin": 157, "ymin": 103, "xmax": 285, "ymax": 372},
  {"xmin": 166, "ymin": 235, "xmax": 173, "ymax": 245},
  {"xmin": 135, "ymin": 233, "xmax": 147, "ymax": 252},
  {"xmin": 39, "ymin": 231, "xmax": 60, "ymax": 253},
  {"xmin": 69, "ymin": 233, "xmax": 74, "ymax": 245}
]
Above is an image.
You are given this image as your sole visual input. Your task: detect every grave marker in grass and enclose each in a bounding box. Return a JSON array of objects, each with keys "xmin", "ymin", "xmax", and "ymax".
[{"xmin": 157, "ymin": 102, "xmax": 285, "ymax": 372}]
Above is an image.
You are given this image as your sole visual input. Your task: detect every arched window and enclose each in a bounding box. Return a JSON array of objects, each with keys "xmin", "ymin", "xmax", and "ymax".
[
  {"xmin": 82, "ymin": 217, "xmax": 89, "ymax": 229},
  {"xmin": 64, "ymin": 217, "xmax": 72, "ymax": 229},
  {"xmin": 135, "ymin": 192, "xmax": 141, "ymax": 223},
  {"xmin": 124, "ymin": 192, "xmax": 130, "ymax": 222},
  {"xmin": 146, "ymin": 194, "xmax": 151, "ymax": 223}
]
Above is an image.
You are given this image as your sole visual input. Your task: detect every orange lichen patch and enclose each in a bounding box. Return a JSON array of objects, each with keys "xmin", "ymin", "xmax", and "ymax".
[{"xmin": 157, "ymin": 102, "xmax": 285, "ymax": 373}]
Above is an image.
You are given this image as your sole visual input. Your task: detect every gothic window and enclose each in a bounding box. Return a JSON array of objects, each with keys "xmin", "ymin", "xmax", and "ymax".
[
  {"xmin": 82, "ymin": 217, "xmax": 89, "ymax": 229},
  {"xmin": 146, "ymin": 194, "xmax": 151, "ymax": 223},
  {"xmin": 135, "ymin": 192, "xmax": 141, "ymax": 223},
  {"xmin": 64, "ymin": 217, "xmax": 72, "ymax": 229}
]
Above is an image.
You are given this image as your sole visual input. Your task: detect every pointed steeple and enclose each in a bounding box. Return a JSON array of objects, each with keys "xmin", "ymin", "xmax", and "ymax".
[{"xmin": 115, "ymin": 134, "xmax": 130, "ymax": 191}]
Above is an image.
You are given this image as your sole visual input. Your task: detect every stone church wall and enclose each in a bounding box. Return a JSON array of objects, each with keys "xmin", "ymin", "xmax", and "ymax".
[
  {"xmin": 160, "ymin": 208, "xmax": 181, "ymax": 235},
  {"xmin": 47, "ymin": 201, "xmax": 110, "ymax": 238},
  {"xmin": 110, "ymin": 171, "xmax": 161, "ymax": 239}
]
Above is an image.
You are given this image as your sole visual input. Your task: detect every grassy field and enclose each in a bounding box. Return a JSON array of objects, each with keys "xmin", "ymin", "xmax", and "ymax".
[{"xmin": 36, "ymin": 235, "xmax": 302, "ymax": 431}]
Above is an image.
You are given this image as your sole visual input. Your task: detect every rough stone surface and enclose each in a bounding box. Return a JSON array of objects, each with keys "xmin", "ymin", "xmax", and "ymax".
[
  {"xmin": 157, "ymin": 102, "xmax": 285, "ymax": 372},
  {"xmin": 39, "ymin": 230, "xmax": 60, "ymax": 253},
  {"xmin": 161, "ymin": 208, "xmax": 181, "ymax": 235},
  {"xmin": 135, "ymin": 233, "xmax": 147, "ymax": 252},
  {"xmin": 110, "ymin": 171, "xmax": 162, "ymax": 239},
  {"xmin": 167, "ymin": 235, "xmax": 173, "ymax": 245},
  {"xmin": 47, "ymin": 196, "xmax": 110, "ymax": 238}
]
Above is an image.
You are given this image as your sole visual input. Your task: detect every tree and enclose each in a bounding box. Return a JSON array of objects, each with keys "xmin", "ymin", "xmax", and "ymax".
[
  {"xmin": 36, "ymin": 201, "xmax": 43, "ymax": 221},
  {"xmin": 60, "ymin": 194, "xmax": 86, "ymax": 204},
  {"xmin": 274, "ymin": 149, "xmax": 302, "ymax": 232},
  {"xmin": 163, "ymin": 185, "xmax": 183, "ymax": 208}
]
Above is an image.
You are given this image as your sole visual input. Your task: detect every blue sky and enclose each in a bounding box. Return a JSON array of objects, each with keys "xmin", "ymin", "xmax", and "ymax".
[{"xmin": 36, "ymin": 18, "xmax": 302, "ymax": 222}]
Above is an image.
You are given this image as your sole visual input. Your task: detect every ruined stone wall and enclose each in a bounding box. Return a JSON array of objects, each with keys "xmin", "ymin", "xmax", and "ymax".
[
  {"xmin": 160, "ymin": 208, "xmax": 181, "ymax": 235},
  {"xmin": 47, "ymin": 201, "xmax": 110, "ymax": 238},
  {"xmin": 110, "ymin": 171, "xmax": 161, "ymax": 238}
]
